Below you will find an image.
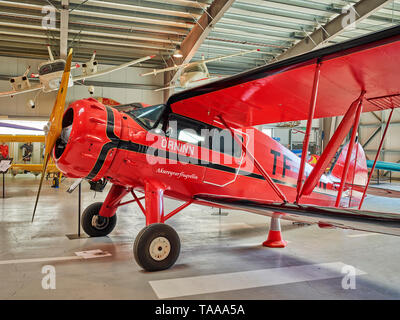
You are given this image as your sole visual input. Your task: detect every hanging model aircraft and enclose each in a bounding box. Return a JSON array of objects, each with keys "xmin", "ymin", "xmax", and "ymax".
[
  {"xmin": 0, "ymin": 45, "xmax": 155, "ymax": 108},
  {"xmin": 140, "ymin": 49, "xmax": 260, "ymax": 91},
  {"xmin": 32, "ymin": 25, "xmax": 400, "ymax": 272}
]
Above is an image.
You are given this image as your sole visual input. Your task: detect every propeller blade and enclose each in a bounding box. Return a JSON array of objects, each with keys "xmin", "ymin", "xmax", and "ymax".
[
  {"xmin": 31, "ymin": 153, "xmax": 50, "ymax": 222},
  {"xmin": 45, "ymin": 49, "xmax": 73, "ymax": 156},
  {"xmin": 32, "ymin": 48, "xmax": 73, "ymax": 222}
]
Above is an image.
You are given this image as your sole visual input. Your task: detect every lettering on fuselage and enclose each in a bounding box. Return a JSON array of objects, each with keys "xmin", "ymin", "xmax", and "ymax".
[
  {"xmin": 156, "ymin": 167, "xmax": 198, "ymax": 180},
  {"xmin": 269, "ymin": 148, "xmax": 327, "ymax": 191},
  {"xmin": 160, "ymin": 138, "xmax": 195, "ymax": 157},
  {"xmin": 270, "ymin": 149, "xmax": 292, "ymax": 178}
]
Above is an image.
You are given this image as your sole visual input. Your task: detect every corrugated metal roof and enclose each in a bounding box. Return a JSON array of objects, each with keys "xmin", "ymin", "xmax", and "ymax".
[
  {"xmin": 0, "ymin": 0, "xmax": 399, "ymax": 75},
  {"xmin": 196, "ymin": 0, "xmax": 400, "ymax": 75}
]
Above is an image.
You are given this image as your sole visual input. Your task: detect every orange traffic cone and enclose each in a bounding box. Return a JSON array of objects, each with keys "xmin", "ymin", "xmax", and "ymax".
[{"xmin": 262, "ymin": 216, "xmax": 287, "ymax": 248}]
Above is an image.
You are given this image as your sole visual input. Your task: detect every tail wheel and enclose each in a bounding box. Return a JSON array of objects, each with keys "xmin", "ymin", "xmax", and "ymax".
[
  {"xmin": 134, "ymin": 223, "xmax": 180, "ymax": 271},
  {"xmin": 81, "ymin": 202, "xmax": 117, "ymax": 237}
]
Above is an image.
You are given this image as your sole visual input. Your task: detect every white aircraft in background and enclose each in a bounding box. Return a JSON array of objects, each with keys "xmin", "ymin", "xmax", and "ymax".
[
  {"xmin": 0, "ymin": 46, "xmax": 155, "ymax": 108},
  {"xmin": 141, "ymin": 49, "xmax": 260, "ymax": 91}
]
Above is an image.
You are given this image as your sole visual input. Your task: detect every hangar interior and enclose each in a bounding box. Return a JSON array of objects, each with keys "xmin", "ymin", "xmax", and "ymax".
[{"xmin": 0, "ymin": 0, "xmax": 400, "ymax": 300}]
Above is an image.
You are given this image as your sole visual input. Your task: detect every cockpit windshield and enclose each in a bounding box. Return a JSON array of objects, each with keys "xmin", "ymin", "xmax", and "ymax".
[
  {"xmin": 39, "ymin": 61, "xmax": 66, "ymax": 76},
  {"xmin": 124, "ymin": 104, "xmax": 166, "ymax": 129},
  {"xmin": 184, "ymin": 64, "xmax": 206, "ymax": 73}
]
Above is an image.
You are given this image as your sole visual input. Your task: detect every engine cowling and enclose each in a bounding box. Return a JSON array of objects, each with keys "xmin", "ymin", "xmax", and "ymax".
[{"xmin": 54, "ymin": 98, "xmax": 122, "ymax": 180}]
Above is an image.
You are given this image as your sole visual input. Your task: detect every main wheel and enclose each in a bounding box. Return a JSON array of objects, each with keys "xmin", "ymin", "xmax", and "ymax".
[
  {"xmin": 81, "ymin": 202, "xmax": 117, "ymax": 237},
  {"xmin": 134, "ymin": 223, "xmax": 180, "ymax": 271}
]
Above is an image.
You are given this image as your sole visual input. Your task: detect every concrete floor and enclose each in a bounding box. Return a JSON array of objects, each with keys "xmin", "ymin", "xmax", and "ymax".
[{"xmin": 0, "ymin": 175, "xmax": 400, "ymax": 300}]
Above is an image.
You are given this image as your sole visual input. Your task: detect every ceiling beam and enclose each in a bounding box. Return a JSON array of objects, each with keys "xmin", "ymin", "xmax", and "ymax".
[
  {"xmin": 163, "ymin": 0, "xmax": 235, "ymax": 101},
  {"xmin": 276, "ymin": 0, "xmax": 393, "ymax": 61}
]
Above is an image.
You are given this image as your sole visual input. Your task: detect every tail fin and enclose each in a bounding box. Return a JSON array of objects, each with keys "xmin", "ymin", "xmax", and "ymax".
[{"xmin": 330, "ymin": 141, "xmax": 368, "ymax": 206}]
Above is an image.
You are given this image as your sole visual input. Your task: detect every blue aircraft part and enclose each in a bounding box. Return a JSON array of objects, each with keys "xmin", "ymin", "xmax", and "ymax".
[{"xmin": 366, "ymin": 160, "xmax": 400, "ymax": 172}]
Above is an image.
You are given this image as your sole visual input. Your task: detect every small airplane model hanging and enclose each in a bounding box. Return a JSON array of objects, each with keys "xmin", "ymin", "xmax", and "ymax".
[
  {"xmin": 32, "ymin": 25, "xmax": 400, "ymax": 272},
  {"xmin": 0, "ymin": 45, "xmax": 154, "ymax": 107},
  {"xmin": 140, "ymin": 49, "xmax": 260, "ymax": 91}
]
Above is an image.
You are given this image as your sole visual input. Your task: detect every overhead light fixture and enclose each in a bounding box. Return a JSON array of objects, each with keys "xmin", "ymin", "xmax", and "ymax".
[{"xmin": 173, "ymin": 46, "xmax": 183, "ymax": 58}]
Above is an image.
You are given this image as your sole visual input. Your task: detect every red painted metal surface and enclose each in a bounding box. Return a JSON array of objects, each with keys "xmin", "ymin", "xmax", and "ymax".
[
  {"xmin": 163, "ymin": 200, "xmax": 193, "ymax": 222},
  {"xmin": 169, "ymin": 33, "xmax": 400, "ymax": 128},
  {"xmin": 335, "ymin": 100, "xmax": 364, "ymax": 207},
  {"xmin": 299, "ymin": 92, "xmax": 365, "ymax": 198},
  {"xmin": 358, "ymin": 108, "xmax": 395, "ymax": 209},
  {"xmin": 218, "ymin": 115, "xmax": 288, "ymax": 203},
  {"xmin": 55, "ymin": 98, "xmax": 370, "ymax": 223},
  {"xmin": 145, "ymin": 181, "xmax": 165, "ymax": 225},
  {"xmin": 131, "ymin": 191, "xmax": 146, "ymax": 216},
  {"xmin": 51, "ymin": 28, "xmax": 400, "ymax": 228},
  {"xmin": 99, "ymin": 184, "xmax": 129, "ymax": 217},
  {"xmin": 296, "ymin": 62, "xmax": 322, "ymax": 202}
]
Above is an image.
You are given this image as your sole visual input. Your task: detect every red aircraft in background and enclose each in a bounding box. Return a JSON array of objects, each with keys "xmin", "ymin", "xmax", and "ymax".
[{"xmin": 33, "ymin": 25, "xmax": 400, "ymax": 271}]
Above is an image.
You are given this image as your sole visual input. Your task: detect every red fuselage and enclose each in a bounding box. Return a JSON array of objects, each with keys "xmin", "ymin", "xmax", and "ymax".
[{"xmin": 54, "ymin": 98, "xmax": 367, "ymax": 211}]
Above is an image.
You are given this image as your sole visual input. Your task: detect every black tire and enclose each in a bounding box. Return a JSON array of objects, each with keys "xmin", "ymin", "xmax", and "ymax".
[
  {"xmin": 134, "ymin": 223, "xmax": 180, "ymax": 271},
  {"xmin": 81, "ymin": 202, "xmax": 117, "ymax": 237}
]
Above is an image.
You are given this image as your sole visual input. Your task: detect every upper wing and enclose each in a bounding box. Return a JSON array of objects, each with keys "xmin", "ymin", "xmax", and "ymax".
[
  {"xmin": 195, "ymin": 194, "xmax": 400, "ymax": 237},
  {"xmin": 167, "ymin": 25, "xmax": 400, "ymax": 128},
  {"xmin": 0, "ymin": 85, "xmax": 42, "ymax": 98},
  {"xmin": 73, "ymin": 55, "xmax": 155, "ymax": 82}
]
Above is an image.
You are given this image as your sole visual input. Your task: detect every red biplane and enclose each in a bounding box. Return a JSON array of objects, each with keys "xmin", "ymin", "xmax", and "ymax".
[{"xmin": 33, "ymin": 25, "xmax": 400, "ymax": 271}]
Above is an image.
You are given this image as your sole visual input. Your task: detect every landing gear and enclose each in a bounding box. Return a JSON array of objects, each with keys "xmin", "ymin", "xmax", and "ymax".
[
  {"xmin": 81, "ymin": 202, "xmax": 117, "ymax": 237},
  {"xmin": 134, "ymin": 223, "xmax": 180, "ymax": 271}
]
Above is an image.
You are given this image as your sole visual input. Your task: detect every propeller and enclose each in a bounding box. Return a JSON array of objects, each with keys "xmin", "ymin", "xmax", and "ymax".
[{"xmin": 32, "ymin": 48, "xmax": 73, "ymax": 222}]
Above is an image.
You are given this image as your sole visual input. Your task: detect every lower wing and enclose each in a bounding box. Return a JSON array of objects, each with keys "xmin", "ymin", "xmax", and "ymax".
[{"xmin": 195, "ymin": 194, "xmax": 400, "ymax": 237}]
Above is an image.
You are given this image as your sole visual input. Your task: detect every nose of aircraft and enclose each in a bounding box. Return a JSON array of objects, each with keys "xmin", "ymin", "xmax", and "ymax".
[{"xmin": 54, "ymin": 98, "xmax": 121, "ymax": 180}]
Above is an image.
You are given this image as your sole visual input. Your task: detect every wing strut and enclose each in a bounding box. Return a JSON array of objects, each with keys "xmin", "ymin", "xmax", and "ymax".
[
  {"xmin": 218, "ymin": 115, "xmax": 288, "ymax": 203},
  {"xmin": 296, "ymin": 61, "xmax": 322, "ymax": 203},
  {"xmin": 334, "ymin": 98, "xmax": 364, "ymax": 207},
  {"xmin": 358, "ymin": 107, "xmax": 395, "ymax": 209},
  {"xmin": 298, "ymin": 91, "xmax": 365, "ymax": 200}
]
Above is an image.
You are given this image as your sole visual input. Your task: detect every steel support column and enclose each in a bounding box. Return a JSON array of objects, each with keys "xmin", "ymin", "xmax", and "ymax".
[
  {"xmin": 60, "ymin": 0, "xmax": 69, "ymax": 60},
  {"xmin": 359, "ymin": 108, "xmax": 395, "ymax": 209},
  {"xmin": 163, "ymin": 0, "xmax": 235, "ymax": 101}
]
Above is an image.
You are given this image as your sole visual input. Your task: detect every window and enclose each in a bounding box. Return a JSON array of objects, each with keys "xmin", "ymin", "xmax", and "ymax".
[
  {"xmin": 210, "ymin": 128, "xmax": 242, "ymax": 159},
  {"xmin": 125, "ymin": 104, "xmax": 166, "ymax": 129},
  {"xmin": 167, "ymin": 114, "xmax": 208, "ymax": 145},
  {"xmin": 166, "ymin": 114, "xmax": 242, "ymax": 158},
  {"xmin": 39, "ymin": 61, "xmax": 66, "ymax": 76}
]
